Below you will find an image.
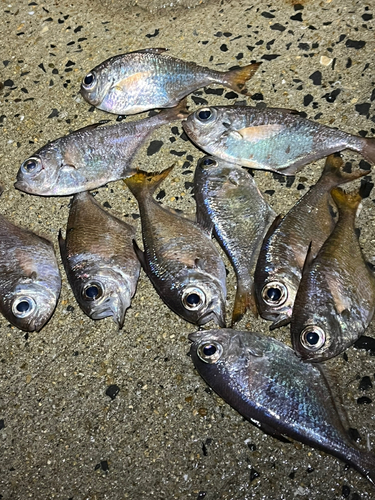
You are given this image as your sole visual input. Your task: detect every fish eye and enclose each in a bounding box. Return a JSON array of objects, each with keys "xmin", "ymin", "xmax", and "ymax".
[
  {"xmin": 182, "ymin": 287, "xmax": 206, "ymax": 311},
  {"xmin": 82, "ymin": 72, "xmax": 96, "ymax": 90},
  {"xmin": 21, "ymin": 157, "xmax": 42, "ymax": 175},
  {"xmin": 197, "ymin": 340, "xmax": 223, "ymax": 364},
  {"xmin": 196, "ymin": 108, "xmax": 216, "ymax": 123},
  {"xmin": 82, "ymin": 282, "xmax": 103, "ymax": 301},
  {"xmin": 300, "ymin": 325, "xmax": 326, "ymax": 351},
  {"xmin": 12, "ymin": 297, "xmax": 36, "ymax": 318},
  {"xmin": 202, "ymin": 157, "xmax": 217, "ymax": 167},
  {"xmin": 261, "ymin": 282, "xmax": 288, "ymax": 307}
]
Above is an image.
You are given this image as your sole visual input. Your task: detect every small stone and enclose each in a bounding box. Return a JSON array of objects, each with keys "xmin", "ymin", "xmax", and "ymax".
[
  {"xmin": 357, "ymin": 396, "xmax": 372, "ymax": 405},
  {"xmin": 320, "ymin": 56, "xmax": 333, "ymax": 66},
  {"xmin": 106, "ymin": 385, "xmax": 120, "ymax": 400}
]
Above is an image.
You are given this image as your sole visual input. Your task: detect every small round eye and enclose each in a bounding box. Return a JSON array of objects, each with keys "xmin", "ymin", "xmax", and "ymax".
[
  {"xmin": 182, "ymin": 287, "xmax": 205, "ymax": 311},
  {"xmin": 21, "ymin": 157, "xmax": 42, "ymax": 175},
  {"xmin": 202, "ymin": 157, "xmax": 217, "ymax": 166},
  {"xmin": 83, "ymin": 283, "xmax": 103, "ymax": 301},
  {"xmin": 196, "ymin": 108, "xmax": 216, "ymax": 123},
  {"xmin": 300, "ymin": 325, "xmax": 326, "ymax": 351},
  {"xmin": 197, "ymin": 340, "xmax": 223, "ymax": 364},
  {"xmin": 12, "ymin": 297, "xmax": 35, "ymax": 318},
  {"xmin": 82, "ymin": 72, "xmax": 96, "ymax": 89},
  {"xmin": 261, "ymin": 282, "xmax": 288, "ymax": 307}
]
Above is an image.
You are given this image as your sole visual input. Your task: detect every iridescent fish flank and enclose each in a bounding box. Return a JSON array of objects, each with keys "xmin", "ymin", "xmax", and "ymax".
[
  {"xmin": 124, "ymin": 167, "xmax": 227, "ymax": 327},
  {"xmin": 182, "ymin": 106, "xmax": 375, "ymax": 175},
  {"xmin": 80, "ymin": 48, "xmax": 261, "ymax": 115},
  {"xmin": 189, "ymin": 328, "xmax": 375, "ymax": 486},
  {"xmin": 291, "ymin": 187, "xmax": 375, "ymax": 362},
  {"xmin": 59, "ymin": 191, "xmax": 140, "ymax": 327},
  {"xmin": 194, "ymin": 155, "xmax": 275, "ymax": 324}
]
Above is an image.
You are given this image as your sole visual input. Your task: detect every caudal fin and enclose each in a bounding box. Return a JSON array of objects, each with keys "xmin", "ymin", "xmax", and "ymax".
[
  {"xmin": 361, "ymin": 137, "xmax": 375, "ymax": 165},
  {"xmin": 231, "ymin": 283, "xmax": 258, "ymax": 325},
  {"xmin": 223, "ymin": 63, "xmax": 261, "ymax": 95},
  {"xmin": 158, "ymin": 97, "xmax": 189, "ymax": 121},
  {"xmin": 321, "ymin": 153, "xmax": 369, "ymax": 185},
  {"xmin": 349, "ymin": 448, "xmax": 375, "ymax": 488},
  {"xmin": 124, "ymin": 166, "xmax": 173, "ymax": 201},
  {"xmin": 330, "ymin": 186, "xmax": 362, "ymax": 212}
]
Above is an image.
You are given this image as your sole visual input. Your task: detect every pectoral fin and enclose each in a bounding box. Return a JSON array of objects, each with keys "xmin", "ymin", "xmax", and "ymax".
[{"xmin": 236, "ymin": 124, "xmax": 284, "ymax": 143}]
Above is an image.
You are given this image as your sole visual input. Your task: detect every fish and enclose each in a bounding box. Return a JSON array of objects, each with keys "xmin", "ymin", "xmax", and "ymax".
[
  {"xmin": 291, "ymin": 186, "xmax": 375, "ymax": 362},
  {"xmin": 182, "ymin": 106, "xmax": 375, "ymax": 175},
  {"xmin": 254, "ymin": 154, "xmax": 368, "ymax": 329},
  {"xmin": 59, "ymin": 191, "xmax": 140, "ymax": 327},
  {"xmin": 189, "ymin": 328, "xmax": 375, "ymax": 486},
  {"xmin": 80, "ymin": 48, "xmax": 261, "ymax": 115},
  {"xmin": 194, "ymin": 155, "xmax": 275, "ymax": 324},
  {"xmin": 0, "ymin": 197, "xmax": 61, "ymax": 331},
  {"xmin": 15, "ymin": 99, "xmax": 188, "ymax": 196},
  {"xmin": 124, "ymin": 166, "xmax": 227, "ymax": 326}
]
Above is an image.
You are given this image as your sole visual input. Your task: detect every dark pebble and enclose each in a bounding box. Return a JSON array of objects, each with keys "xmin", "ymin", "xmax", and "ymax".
[
  {"xmin": 47, "ymin": 108, "xmax": 59, "ymax": 118},
  {"xmin": 298, "ymin": 43, "xmax": 309, "ymax": 50},
  {"xmin": 322, "ymin": 88, "xmax": 341, "ymax": 103},
  {"xmin": 220, "ymin": 44, "xmax": 228, "ymax": 52},
  {"xmin": 247, "ymin": 442, "xmax": 257, "ymax": 451},
  {"xmin": 304, "ymin": 94, "xmax": 313, "ymax": 106},
  {"xmin": 261, "ymin": 12, "xmax": 275, "ymax": 18},
  {"xmin": 147, "ymin": 140, "xmax": 163, "ymax": 156},
  {"xmin": 357, "ymin": 396, "xmax": 372, "ymax": 405},
  {"xmin": 106, "ymin": 385, "xmax": 120, "ymax": 400},
  {"xmin": 4, "ymin": 79, "xmax": 14, "ymax": 87},
  {"xmin": 66, "ymin": 305, "xmax": 74, "ymax": 312},
  {"xmin": 353, "ymin": 335, "xmax": 375, "ymax": 354},
  {"xmin": 197, "ymin": 492, "xmax": 206, "ymax": 499},
  {"xmin": 103, "ymin": 201, "xmax": 111, "ymax": 208},
  {"xmin": 346, "ymin": 58, "xmax": 352, "ymax": 68},
  {"xmin": 348, "ymin": 428, "xmax": 361, "ymax": 442},
  {"xmin": 145, "ymin": 29, "xmax": 159, "ymax": 38},
  {"xmin": 251, "ymin": 93, "xmax": 264, "ymax": 100},
  {"xmin": 202, "ymin": 442, "xmax": 208, "ymax": 456},
  {"xmin": 156, "ymin": 190, "xmax": 165, "ymax": 200},
  {"xmin": 0, "ymin": 419, "xmax": 4, "ymax": 430},
  {"xmin": 249, "ymin": 467, "xmax": 260, "ymax": 482},
  {"xmin": 38, "ymin": 63, "xmax": 46, "ymax": 73},
  {"xmin": 261, "ymin": 54, "xmax": 280, "ymax": 61},
  {"xmin": 297, "ymin": 183, "xmax": 305, "ymax": 190},
  {"xmin": 270, "ymin": 23, "xmax": 286, "ymax": 32},
  {"xmin": 309, "ymin": 71, "xmax": 322, "ymax": 85},
  {"xmin": 355, "ymin": 102, "xmax": 371, "ymax": 116},
  {"xmin": 191, "ymin": 96, "xmax": 208, "ymax": 106},
  {"xmin": 116, "ymin": 115, "xmax": 126, "ymax": 122},
  {"xmin": 170, "ymin": 150, "xmax": 186, "ymax": 157},
  {"xmin": 265, "ymin": 190, "xmax": 275, "ymax": 196},
  {"xmin": 359, "ymin": 177, "xmax": 374, "ymax": 199},
  {"xmin": 184, "ymin": 182, "xmax": 194, "ymax": 191},
  {"xmin": 346, "ymin": 39, "xmax": 366, "ymax": 49},
  {"xmin": 362, "ymin": 13, "xmax": 373, "ymax": 21},
  {"xmin": 290, "ymin": 12, "xmax": 303, "ymax": 21},
  {"xmin": 341, "ymin": 484, "xmax": 350, "ymax": 497},
  {"xmin": 294, "ymin": 3, "xmax": 303, "ymax": 10},
  {"xmin": 204, "ymin": 88, "xmax": 223, "ymax": 95},
  {"xmin": 225, "ymin": 91, "xmax": 238, "ymax": 99},
  {"xmin": 358, "ymin": 376, "xmax": 372, "ymax": 391},
  {"xmin": 307, "ymin": 466, "xmax": 314, "ymax": 473}
]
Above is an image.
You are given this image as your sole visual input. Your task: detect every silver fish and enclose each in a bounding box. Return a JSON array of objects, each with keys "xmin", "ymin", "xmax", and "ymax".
[
  {"xmin": 80, "ymin": 47, "xmax": 260, "ymax": 115},
  {"xmin": 124, "ymin": 166, "xmax": 227, "ymax": 326},
  {"xmin": 291, "ymin": 187, "xmax": 375, "ymax": 362},
  {"xmin": 182, "ymin": 106, "xmax": 375, "ymax": 175},
  {"xmin": 59, "ymin": 191, "xmax": 140, "ymax": 327},
  {"xmin": 194, "ymin": 155, "xmax": 275, "ymax": 324},
  {"xmin": 254, "ymin": 154, "xmax": 368, "ymax": 329},
  {"xmin": 189, "ymin": 328, "xmax": 375, "ymax": 487},
  {"xmin": 0, "ymin": 197, "xmax": 61, "ymax": 331},
  {"xmin": 15, "ymin": 100, "xmax": 188, "ymax": 196}
]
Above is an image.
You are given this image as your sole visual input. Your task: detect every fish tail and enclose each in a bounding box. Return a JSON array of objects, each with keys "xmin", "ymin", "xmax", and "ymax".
[
  {"xmin": 350, "ymin": 448, "xmax": 375, "ymax": 487},
  {"xmin": 157, "ymin": 97, "xmax": 189, "ymax": 121},
  {"xmin": 124, "ymin": 166, "xmax": 174, "ymax": 200},
  {"xmin": 223, "ymin": 63, "xmax": 261, "ymax": 95},
  {"xmin": 330, "ymin": 186, "xmax": 362, "ymax": 211},
  {"xmin": 231, "ymin": 284, "xmax": 258, "ymax": 325},
  {"xmin": 360, "ymin": 137, "xmax": 375, "ymax": 165},
  {"xmin": 322, "ymin": 153, "xmax": 368, "ymax": 184}
]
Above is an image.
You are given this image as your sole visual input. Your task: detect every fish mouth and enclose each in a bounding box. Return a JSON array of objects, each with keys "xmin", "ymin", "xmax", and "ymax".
[
  {"xmin": 14, "ymin": 180, "xmax": 33, "ymax": 194},
  {"xmin": 91, "ymin": 295, "xmax": 130, "ymax": 329},
  {"xmin": 269, "ymin": 314, "xmax": 291, "ymax": 330},
  {"xmin": 198, "ymin": 308, "xmax": 226, "ymax": 328}
]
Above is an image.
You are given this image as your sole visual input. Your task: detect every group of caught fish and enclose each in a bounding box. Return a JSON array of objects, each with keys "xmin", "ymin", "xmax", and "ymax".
[{"xmin": 2, "ymin": 48, "xmax": 375, "ymax": 486}]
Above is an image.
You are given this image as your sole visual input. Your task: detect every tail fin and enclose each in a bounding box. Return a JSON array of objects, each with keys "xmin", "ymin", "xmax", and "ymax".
[
  {"xmin": 223, "ymin": 63, "xmax": 261, "ymax": 95},
  {"xmin": 321, "ymin": 153, "xmax": 368, "ymax": 185},
  {"xmin": 157, "ymin": 97, "xmax": 189, "ymax": 121},
  {"xmin": 124, "ymin": 166, "xmax": 173, "ymax": 201},
  {"xmin": 361, "ymin": 137, "xmax": 375, "ymax": 165},
  {"xmin": 349, "ymin": 448, "xmax": 375, "ymax": 488},
  {"xmin": 330, "ymin": 187, "xmax": 362, "ymax": 213},
  {"xmin": 231, "ymin": 283, "xmax": 258, "ymax": 325}
]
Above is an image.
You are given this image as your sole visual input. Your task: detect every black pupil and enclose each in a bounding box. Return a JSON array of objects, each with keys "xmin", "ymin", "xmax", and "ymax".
[
  {"xmin": 203, "ymin": 158, "xmax": 215, "ymax": 166},
  {"xmin": 186, "ymin": 293, "xmax": 201, "ymax": 306},
  {"xmin": 16, "ymin": 301, "xmax": 30, "ymax": 313},
  {"xmin": 306, "ymin": 331, "xmax": 320, "ymax": 345},
  {"xmin": 84, "ymin": 73, "xmax": 94, "ymax": 86},
  {"xmin": 25, "ymin": 160, "xmax": 37, "ymax": 171},
  {"xmin": 266, "ymin": 287, "xmax": 281, "ymax": 301},
  {"xmin": 85, "ymin": 285, "xmax": 100, "ymax": 299},
  {"xmin": 198, "ymin": 109, "xmax": 212, "ymax": 121},
  {"xmin": 203, "ymin": 344, "xmax": 216, "ymax": 356}
]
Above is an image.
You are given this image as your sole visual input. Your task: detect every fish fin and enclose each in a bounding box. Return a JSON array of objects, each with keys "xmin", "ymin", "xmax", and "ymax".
[
  {"xmin": 223, "ymin": 62, "xmax": 261, "ymax": 95},
  {"xmin": 269, "ymin": 314, "xmax": 291, "ymax": 330},
  {"xmin": 300, "ymin": 241, "xmax": 314, "ymax": 277},
  {"xmin": 114, "ymin": 72, "xmax": 152, "ymax": 92},
  {"xmin": 58, "ymin": 229, "xmax": 69, "ymax": 271},
  {"xmin": 132, "ymin": 239, "xmax": 147, "ymax": 270},
  {"xmin": 250, "ymin": 419, "xmax": 291, "ymax": 443},
  {"xmin": 360, "ymin": 137, "xmax": 375, "ymax": 165},
  {"xmin": 330, "ymin": 187, "xmax": 362, "ymax": 212},
  {"xmin": 236, "ymin": 124, "xmax": 284, "ymax": 143},
  {"xmin": 321, "ymin": 153, "xmax": 369, "ymax": 184},
  {"xmin": 124, "ymin": 165, "xmax": 174, "ymax": 200},
  {"xmin": 266, "ymin": 107, "xmax": 300, "ymax": 115},
  {"xmin": 73, "ymin": 123, "xmax": 104, "ymax": 134},
  {"xmin": 157, "ymin": 97, "xmax": 189, "ymax": 120},
  {"xmin": 354, "ymin": 450, "xmax": 375, "ymax": 488},
  {"xmin": 231, "ymin": 284, "xmax": 258, "ymax": 325},
  {"xmin": 136, "ymin": 48, "xmax": 168, "ymax": 55},
  {"xmin": 261, "ymin": 214, "xmax": 284, "ymax": 245},
  {"xmin": 196, "ymin": 204, "xmax": 214, "ymax": 234}
]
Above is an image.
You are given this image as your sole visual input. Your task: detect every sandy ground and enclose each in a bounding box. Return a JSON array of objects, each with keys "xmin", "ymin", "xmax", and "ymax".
[{"xmin": 0, "ymin": 0, "xmax": 375, "ymax": 498}]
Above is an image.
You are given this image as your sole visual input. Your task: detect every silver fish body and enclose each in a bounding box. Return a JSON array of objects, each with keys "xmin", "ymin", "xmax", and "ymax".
[
  {"xmin": 291, "ymin": 187, "xmax": 375, "ymax": 362},
  {"xmin": 124, "ymin": 167, "xmax": 227, "ymax": 327},
  {"xmin": 0, "ymin": 212, "xmax": 61, "ymax": 331},
  {"xmin": 15, "ymin": 101, "xmax": 188, "ymax": 196},
  {"xmin": 194, "ymin": 155, "xmax": 275, "ymax": 324},
  {"xmin": 254, "ymin": 154, "xmax": 368, "ymax": 329},
  {"xmin": 182, "ymin": 106, "xmax": 375, "ymax": 175},
  {"xmin": 59, "ymin": 191, "xmax": 140, "ymax": 327},
  {"xmin": 189, "ymin": 328, "xmax": 375, "ymax": 486},
  {"xmin": 80, "ymin": 48, "xmax": 260, "ymax": 115}
]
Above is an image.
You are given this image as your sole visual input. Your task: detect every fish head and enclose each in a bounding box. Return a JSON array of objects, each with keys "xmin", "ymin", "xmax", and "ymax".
[
  {"xmin": 1, "ymin": 280, "xmax": 59, "ymax": 332},
  {"xmin": 72, "ymin": 267, "xmax": 133, "ymax": 328},
  {"xmin": 169, "ymin": 271, "xmax": 226, "ymax": 327},
  {"xmin": 183, "ymin": 107, "xmax": 230, "ymax": 150},
  {"xmin": 255, "ymin": 275, "xmax": 297, "ymax": 329},
  {"xmin": 80, "ymin": 64, "xmax": 114, "ymax": 110}
]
